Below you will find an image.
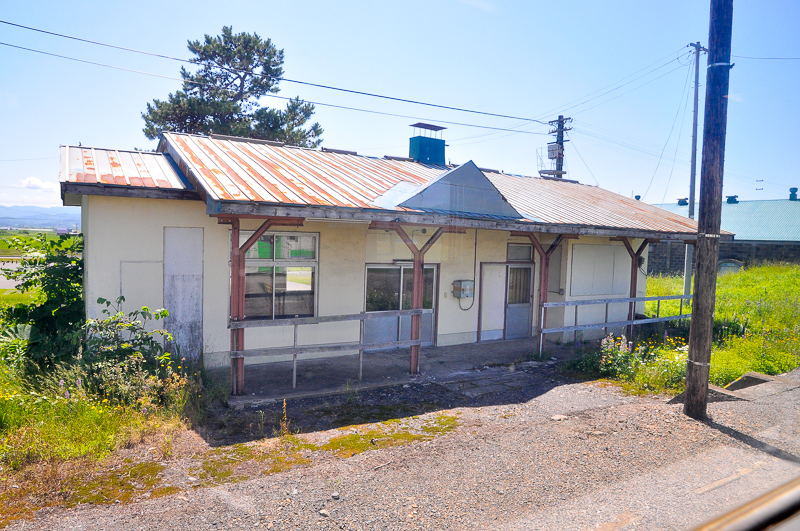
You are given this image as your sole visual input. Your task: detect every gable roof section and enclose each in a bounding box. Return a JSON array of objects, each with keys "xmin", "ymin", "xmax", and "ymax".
[
  {"xmin": 394, "ymin": 161, "xmax": 523, "ymax": 220},
  {"xmin": 653, "ymin": 200, "xmax": 799, "ymax": 241},
  {"xmin": 159, "ymin": 132, "xmax": 440, "ymax": 207}
]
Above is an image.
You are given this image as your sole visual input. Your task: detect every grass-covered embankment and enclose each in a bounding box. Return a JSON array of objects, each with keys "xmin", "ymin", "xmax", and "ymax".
[{"xmin": 571, "ymin": 262, "xmax": 800, "ymax": 394}]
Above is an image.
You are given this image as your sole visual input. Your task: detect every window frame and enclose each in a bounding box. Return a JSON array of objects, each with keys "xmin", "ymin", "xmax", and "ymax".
[
  {"xmin": 507, "ymin": 243, "xmax": 534, "ymax": 263},
  {"xmin": 239, "ymin": 231, "xmax": 320, "ymax": 320}
]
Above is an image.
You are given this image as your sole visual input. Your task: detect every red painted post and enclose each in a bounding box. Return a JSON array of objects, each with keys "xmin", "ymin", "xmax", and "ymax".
[
  {"xmin": 615, "ymin": 238, "xmax": 650, "ymax": 338},
  {"xmin": 230, "ymin": 218, "xmax": 245, "ymax": 395},
  {"xmin": 512, "ymin": 232, "xmax": 568, "ymax": 355}
]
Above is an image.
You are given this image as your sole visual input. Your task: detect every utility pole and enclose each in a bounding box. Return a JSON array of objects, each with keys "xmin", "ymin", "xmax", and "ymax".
[
  {"xmin": 543, "ymin": 115, "xmax": 572, "ymax": 178},
  {"xmin": 683, "ymin": 42, "xmax": 708, "ymax": 296},
  {"xmin": 684, "ymin": 0, "xmax": 734, "ymax": 420}
]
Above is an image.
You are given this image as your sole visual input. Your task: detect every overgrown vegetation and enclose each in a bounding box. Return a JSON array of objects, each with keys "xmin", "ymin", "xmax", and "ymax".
[
  {"xmin": 0, "ymin": 233, "xmax": 463, "ymax": 527},
  {"xmin": 571, "ymin": 263, "xmax": 800, "ymax": 394},
  {"xmin": 0, "ymin": 234, "xmax": 209, "ymax": 526}
]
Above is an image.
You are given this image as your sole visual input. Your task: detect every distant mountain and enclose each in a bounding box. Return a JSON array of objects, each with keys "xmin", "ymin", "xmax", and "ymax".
[{"xmin": 0, "ymin": 205, "xmax": 81, "ymax": 229}]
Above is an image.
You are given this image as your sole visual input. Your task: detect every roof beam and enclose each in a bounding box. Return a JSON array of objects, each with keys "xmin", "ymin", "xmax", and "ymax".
[
  {"xmin": 208, "ymin": 199, "xmax": 705, "ymax": 242},
  {"xmin": 61, "ymin": 182, "xmax": 200, "ymax": 202}
]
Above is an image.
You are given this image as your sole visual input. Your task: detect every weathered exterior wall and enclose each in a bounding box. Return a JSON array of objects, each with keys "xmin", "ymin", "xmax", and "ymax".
[
  {"xmin": 83, "ymin": 195, "xmax": 647, "ymax": 369},
  {"xmin": 559, "ymin": 237, "xmax": 648, "ymax": 341},
  {"xmin": 648, "ymin": 240, "xmax": 800, "ymax": 276}
]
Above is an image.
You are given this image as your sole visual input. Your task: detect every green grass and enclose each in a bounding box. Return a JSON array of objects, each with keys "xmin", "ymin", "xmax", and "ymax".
[
  {"xmin": 575, "ymin": 263, "xmax": 800, "ymax": 395},
  {"xmin": 0, "ymin": 366, "xmax": 159, "ymax": 470},
  {"xmin": 0, "ymin": 230, "xmax": 61, "ymax": 257},
  {"xmin": 0, "ymin": 289, "xmax": 37, "ymax": 308}
]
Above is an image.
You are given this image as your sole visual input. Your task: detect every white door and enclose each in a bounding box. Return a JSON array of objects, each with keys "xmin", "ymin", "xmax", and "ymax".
[
  {"xmin": 479, "ymin": 264, "xmax": 506, "ymax": 341},
  {"xmin": 505, "ymin": 265, "xmax": 533, "ymax": 339}
]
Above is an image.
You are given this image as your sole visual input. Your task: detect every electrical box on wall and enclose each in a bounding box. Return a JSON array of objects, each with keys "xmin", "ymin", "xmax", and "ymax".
[{"xmin": 452, "ymin": 280, "xmax": 475, "ymax": 298}]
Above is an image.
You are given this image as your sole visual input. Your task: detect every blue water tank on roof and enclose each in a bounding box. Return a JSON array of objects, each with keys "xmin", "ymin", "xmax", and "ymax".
[{"xmin": 409, "ymin": 136, "xmax": 446, "ymax": 165}]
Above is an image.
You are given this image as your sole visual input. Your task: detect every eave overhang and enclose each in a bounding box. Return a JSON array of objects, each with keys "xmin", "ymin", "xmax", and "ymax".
[{"xmin": 206, "ymin": 197, "xmax": 711, "ymax": 242}]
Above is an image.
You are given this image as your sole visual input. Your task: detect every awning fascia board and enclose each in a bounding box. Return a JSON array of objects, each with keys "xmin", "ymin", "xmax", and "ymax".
[{"xmin": 206, "ymin": 198, "xmax": 704, "ymax": 242}]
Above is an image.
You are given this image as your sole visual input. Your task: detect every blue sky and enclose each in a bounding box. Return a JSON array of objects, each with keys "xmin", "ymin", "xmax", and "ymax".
[{"xmin": 1, "ymin": 0, "xmax": 798, "ymax": 207}]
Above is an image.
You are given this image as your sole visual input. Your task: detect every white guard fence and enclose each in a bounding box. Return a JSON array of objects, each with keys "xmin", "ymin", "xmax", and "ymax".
[{"xmin": 539, "ymin": 295, "xmax": 692, "ymax": 355}]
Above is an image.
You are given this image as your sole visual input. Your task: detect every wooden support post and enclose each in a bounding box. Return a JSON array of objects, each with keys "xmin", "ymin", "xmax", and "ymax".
[
  {"xmin": 368, "ymin": 222, "xmax": 462, "ymax": 374},
  {"xmin": 685, "ymin": 0, "xmax": 734, "ymax": 420},
  {"xmin": 511, "ymin": 232, "xmax": 574, "ymax": 356},
  {"xmin": 614, "ymin": 237, "xmax": 650, "ymax": 339},
  {"xmin": 230, "ymin": 218, "xmax": 245, "ymax": 395},
  {"xmin": 225, "ymin": 216, "xmax": 305, "ymax": 395}
]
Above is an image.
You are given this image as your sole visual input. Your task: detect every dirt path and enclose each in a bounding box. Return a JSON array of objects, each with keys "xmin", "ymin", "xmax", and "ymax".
[{"xmin": 8, "ymin": 366, "xmax": 800, "ymax": 530}]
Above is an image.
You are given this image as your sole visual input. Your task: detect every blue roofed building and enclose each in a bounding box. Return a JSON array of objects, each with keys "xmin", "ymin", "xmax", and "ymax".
[{"xmin": 648, "ymin": 189, "xmax": 800, "ymax": 274}]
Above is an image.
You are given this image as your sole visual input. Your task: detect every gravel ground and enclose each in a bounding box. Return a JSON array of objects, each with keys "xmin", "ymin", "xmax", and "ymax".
[{"xmin": 7, "ymin": 365, "xmax": 800, "ymax": 530}]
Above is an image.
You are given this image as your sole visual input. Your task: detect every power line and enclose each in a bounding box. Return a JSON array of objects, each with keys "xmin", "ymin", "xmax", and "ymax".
[
  {"xmin": 0, "ymin": 19, "xmax": 549, "ymax": 125},
  {"xmin": 571, "ymin": 61, "xmax": 690, "ymax": 117},
  {"xmin": 660, "ymin": 58, "xmax": 694, "ymax": 204},
  {"xmin": 0, "ymin": 41, "xmax": 546, "ymax": 136},
  {"xmin": 535, "ymin": 51, "xmax": 690, "ymax": 119},
  {"xmin": 565, "ymin": 133, "xmax": 599, "ymax": 186},
  {"xmin": 731, "ymin": 54, "xmax": 800, "ymax": 60},
  {"xmin": 642, "ymin": 61, "xmax": 693, "ymax": 200}
]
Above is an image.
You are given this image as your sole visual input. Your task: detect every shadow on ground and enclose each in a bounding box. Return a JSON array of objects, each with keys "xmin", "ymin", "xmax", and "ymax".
[{"xmin": 194, "ymin": 338, "xmax": 590, "ymax": 447}]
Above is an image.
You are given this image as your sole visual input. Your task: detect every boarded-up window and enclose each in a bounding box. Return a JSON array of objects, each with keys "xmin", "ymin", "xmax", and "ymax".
[{"xmin": 569, "ymin": 244, "xmax": 629, "ymax": 296}]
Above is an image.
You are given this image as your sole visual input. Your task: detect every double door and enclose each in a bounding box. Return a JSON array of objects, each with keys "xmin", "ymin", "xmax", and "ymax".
[{"xmin": 364, "ymin": 265, "xmax": 436, "ymax": 348}]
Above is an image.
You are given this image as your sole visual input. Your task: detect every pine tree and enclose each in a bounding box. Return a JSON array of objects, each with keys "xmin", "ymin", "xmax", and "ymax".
[{"xmin": 142, "ymin": 27, "xmax": 323, "ymax": 147}]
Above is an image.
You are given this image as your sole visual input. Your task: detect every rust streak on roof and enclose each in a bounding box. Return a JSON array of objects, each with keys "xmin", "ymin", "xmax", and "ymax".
[
  {"xmin": 171, "ymin": 135, "xmax": 234, "ymax": 200},
  {"xmin": 194, "ymin": 138, "xmax": 266, "ymax": 202}
]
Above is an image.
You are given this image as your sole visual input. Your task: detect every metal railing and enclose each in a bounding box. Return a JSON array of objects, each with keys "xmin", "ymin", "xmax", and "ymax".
[
  {"xmin": 228, "ymin": 309, "xmax": 423, "ymax": 389},
  {"xmin": 539, "ymin": 294, "xmax": 692, "ymax": 353}
]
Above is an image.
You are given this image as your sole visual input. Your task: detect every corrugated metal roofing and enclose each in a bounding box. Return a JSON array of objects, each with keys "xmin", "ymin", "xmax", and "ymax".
[
  {"xmin": 653, "ymin": 200, "xmax": 800, "ymax": 241},
  {"xmin": 60, "ymin": 133, "xmax": 703, "ymax": 236},
  {"xmin": 158, "ymin": 132, "xmax": 699, "ymax": 235},
  {"xmin": 160, "ymin": 132, "xmax": 440, "ymax": 207},
  {"xmin": 60, "ymin": 145, "xmax": 187, "ymax": 189}
]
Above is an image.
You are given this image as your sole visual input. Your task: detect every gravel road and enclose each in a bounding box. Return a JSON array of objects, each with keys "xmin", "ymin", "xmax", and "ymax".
[{"xmin": 8, "ymin": 366, "xmax": 800, "ymax": 530}]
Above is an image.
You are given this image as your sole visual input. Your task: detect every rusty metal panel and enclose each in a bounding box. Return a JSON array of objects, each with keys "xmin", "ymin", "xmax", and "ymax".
[{"xmin": 60, "ymin": 145, "xmax": 187, "ymax": 190}]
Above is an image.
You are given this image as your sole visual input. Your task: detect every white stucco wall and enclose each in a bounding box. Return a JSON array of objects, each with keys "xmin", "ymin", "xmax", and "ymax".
[{"xmin": 82, "ymin": 195, "xmax": 647, "ymax": 368}]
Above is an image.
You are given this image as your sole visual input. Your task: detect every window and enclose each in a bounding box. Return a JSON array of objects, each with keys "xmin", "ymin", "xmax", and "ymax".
[
  {"xmin": 508, "ymin": 243, "xmax": 533, "ymax": 262},
  {"xmin": 365, "ymin": 266, "xmax": 435, "ymax": 312},
  {"xmin": 240, "ymin": 232, "xmax": 318, "ymax": 319}
]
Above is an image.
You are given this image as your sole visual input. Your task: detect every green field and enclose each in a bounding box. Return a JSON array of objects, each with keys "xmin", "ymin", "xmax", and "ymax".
[
  {"xmin": 0, "ymin": 230, "xmax": 61, "ymax": 257},
  {"xmin": 572, "ymin": 263, "xmax": 800, "ymax": 394}
]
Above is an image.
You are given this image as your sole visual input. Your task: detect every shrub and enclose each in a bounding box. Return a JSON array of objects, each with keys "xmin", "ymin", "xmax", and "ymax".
[
  {"xmin": 81, "ymin": 297, "xmax": 185, "ymax": 410},
  {"xmin": 0, "ymin": 234, "xmax": 83, "ymax": 368}
]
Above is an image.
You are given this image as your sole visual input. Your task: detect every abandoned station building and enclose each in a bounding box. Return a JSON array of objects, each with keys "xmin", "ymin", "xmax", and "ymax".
[{"xmin": 60, "ymin": 127, "xmax": 700, "ymax": 394}]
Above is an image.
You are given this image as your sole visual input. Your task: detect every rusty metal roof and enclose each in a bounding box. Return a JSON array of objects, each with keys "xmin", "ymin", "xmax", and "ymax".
[
  {"xmin": 59, "ymin": 133, "xmax": 701, "ymax": 236},
  {"xmin": 158, "ymin": 133, "xmax": 698, "ymax": 235},
  {"xmin": 160, "ymin": 132, "xmax": 440, "ymax": 207},
  {"xmin": 60, "ymin": 145, "xmax": 187, "ymax": 189},
  {"xmin": 486, "ymin": 172, "xmax": 699, "ymax": 234}
]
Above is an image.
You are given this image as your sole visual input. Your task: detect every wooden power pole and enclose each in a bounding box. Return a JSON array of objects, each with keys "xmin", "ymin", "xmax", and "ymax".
[{"xmin": 684, "ymin": 0, "xmax": 735, "ymax": 419}]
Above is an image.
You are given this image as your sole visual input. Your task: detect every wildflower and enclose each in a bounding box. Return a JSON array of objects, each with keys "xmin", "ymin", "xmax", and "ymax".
[
  {"xmin": 59, "ymin": 380, "xmax": 64, "ymax": 389},
  {"xmin": 64, "ymin": 390, "xmax": 70, "ymax": 399},
  {"xmin": 76, "ymin": 378, "xmax": 82, "ymax": 387}
]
